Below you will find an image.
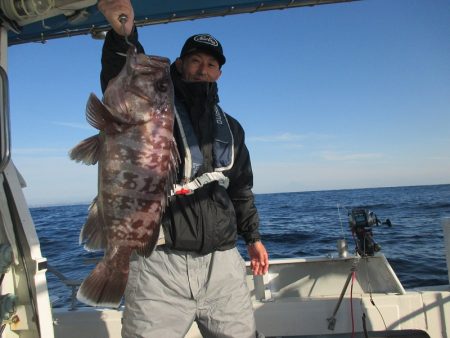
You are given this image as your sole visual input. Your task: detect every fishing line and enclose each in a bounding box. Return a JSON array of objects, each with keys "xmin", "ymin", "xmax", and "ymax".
[
  {"xmin": 363, "ymin": 257, "xmax": 387, "ymax": 331},
  {"xmin": 372, "ymin": 300, "xmax": 387, "ymax": 330},
  {"xmin": 366, "ymin": 258, "xmax": 387, "ymax": 331}
]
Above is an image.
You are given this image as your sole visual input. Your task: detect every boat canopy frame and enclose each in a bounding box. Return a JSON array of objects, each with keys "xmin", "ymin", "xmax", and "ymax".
[{"xmin": 0, "ymin": 0, "xmax": 359, "ymax": 46}]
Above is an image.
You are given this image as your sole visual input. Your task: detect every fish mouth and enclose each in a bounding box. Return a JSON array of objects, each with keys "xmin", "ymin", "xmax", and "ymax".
[{"xmin": 126, "ymin": 86, "xmax": 154, "ymax": 103}]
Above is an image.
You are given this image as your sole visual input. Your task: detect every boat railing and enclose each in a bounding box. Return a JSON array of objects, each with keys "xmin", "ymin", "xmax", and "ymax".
[
  {"xmin": 46, "ymin": 264, "xmax": 82, "ymax": 311},
  {"xmin": 46, "ymin": 221, "xmax": 450, "ymax": 312}
]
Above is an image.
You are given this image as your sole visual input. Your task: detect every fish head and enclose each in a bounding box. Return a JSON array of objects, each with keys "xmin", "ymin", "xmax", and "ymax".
[{"xmin": 103, "ymin": 47, "xmax": 174, "ymax": 125}]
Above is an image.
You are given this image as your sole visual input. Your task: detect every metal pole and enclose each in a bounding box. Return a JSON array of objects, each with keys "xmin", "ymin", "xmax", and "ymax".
[{"xmin": 0, "ymin": 27, "xmax": 7, "ymax": 70}]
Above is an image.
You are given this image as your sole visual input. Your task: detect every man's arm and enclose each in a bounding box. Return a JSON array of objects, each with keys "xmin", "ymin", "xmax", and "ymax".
[
  {"xmin": 226, "ymin": 116, "xmax": 269, "ymax": 275},
  {"xmin": 100, "ymin": 28, "xmax": 145, "ymax": 92}
]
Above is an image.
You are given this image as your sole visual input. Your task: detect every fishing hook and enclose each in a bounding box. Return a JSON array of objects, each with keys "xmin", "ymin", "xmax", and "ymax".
[{"xmin": 118, "ymin": 14, "xmax": 135, "ymax": 49}]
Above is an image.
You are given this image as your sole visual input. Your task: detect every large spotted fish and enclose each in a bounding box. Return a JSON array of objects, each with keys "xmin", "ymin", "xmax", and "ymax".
[{"xmin": 69, "ymin": 47, "xmax": 178, "ymax": 307}]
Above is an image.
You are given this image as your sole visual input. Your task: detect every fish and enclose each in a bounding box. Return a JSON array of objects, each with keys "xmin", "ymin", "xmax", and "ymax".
[{"xmin": 69, "ymin": 47, "xmax": 178, "ymax": 307}]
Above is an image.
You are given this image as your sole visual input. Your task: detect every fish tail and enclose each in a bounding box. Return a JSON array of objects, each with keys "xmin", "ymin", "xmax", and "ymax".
[{"xmin": 77, "ymin": 246, "xmax": 131, "ymax": 307}]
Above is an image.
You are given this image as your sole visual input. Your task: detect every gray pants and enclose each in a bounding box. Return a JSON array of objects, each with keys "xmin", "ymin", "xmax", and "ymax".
[{"xmin": 122, "ymin": 246, "xmax": 257, "ymax": 338}]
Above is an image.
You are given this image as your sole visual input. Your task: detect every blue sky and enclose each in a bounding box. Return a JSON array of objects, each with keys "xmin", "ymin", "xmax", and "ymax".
[{"xmin": 7, "ymin": 0, "xmax": 450, "ymax": 206}]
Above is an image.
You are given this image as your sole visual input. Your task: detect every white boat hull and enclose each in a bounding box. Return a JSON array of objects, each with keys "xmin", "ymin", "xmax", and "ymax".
[{"xmin": 52, "ymin": 255, "xmax": 450, "ymax": 338}]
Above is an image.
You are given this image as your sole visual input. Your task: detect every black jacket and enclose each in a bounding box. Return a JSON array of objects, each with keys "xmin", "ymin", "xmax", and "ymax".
[{"xmin": 100, "ymin": 28, "xmax": 261, "ymax": 254}]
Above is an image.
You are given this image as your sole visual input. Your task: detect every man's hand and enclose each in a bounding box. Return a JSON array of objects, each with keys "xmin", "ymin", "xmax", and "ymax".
[
  {"xmin": 247, "ymin": 241, "xmax": 269, "ymax": 275},
  {"xmin": 98, "ymin": 0, "xmax": 135, "ymax": 36}
]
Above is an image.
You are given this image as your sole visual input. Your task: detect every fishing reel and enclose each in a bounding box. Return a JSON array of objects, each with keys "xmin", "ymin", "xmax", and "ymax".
[{"xmin": 348, "ymin": 208, "xmax": 392, "ymax": 256}]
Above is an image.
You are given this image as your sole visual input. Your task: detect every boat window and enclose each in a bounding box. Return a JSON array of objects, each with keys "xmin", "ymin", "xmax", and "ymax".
[{"xmin": 0, "ymin": 65, "xmax": 10, "ymax": 173}]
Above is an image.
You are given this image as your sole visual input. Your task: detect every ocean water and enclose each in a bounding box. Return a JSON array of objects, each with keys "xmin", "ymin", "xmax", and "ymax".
[{"xmin": 31, "ymin": 184, "xmax": 450, "ymax": 308}]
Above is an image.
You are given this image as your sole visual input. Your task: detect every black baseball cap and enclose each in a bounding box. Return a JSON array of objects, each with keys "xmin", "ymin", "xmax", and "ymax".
[{"xmin": 180, "ymin": 34, "xmax": 226, "ymax": 66}]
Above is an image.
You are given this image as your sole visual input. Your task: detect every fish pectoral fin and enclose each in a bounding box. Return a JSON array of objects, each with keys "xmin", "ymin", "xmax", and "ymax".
[
  {"xmin": 80, "ymin": 197, "xmax": 107, "ymax": 251},
  {"xmin": 86, "ymin": 93, "xmax": 122, "ymax": 131},
  {"xmin": 161, "ymin": 138, "xmax": 180, "ymax": 210},
  {"xmin": 69, "ymin": 134, "xmax": 101, "ymax": 165},
  {"xmin": 136, "ymin": 226, "xmax": 161, "ymax": 258}
]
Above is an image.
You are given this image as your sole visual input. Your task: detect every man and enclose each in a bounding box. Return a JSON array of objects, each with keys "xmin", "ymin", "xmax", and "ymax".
[{"xmin": 98, "ymin": 1, "xmax": 269, "ymax": 337}]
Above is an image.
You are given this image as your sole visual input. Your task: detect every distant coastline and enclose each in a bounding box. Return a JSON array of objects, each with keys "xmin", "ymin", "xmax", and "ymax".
[{"xmin": 28, "ymin": 182, "xmax": 450, "ymax": 209}]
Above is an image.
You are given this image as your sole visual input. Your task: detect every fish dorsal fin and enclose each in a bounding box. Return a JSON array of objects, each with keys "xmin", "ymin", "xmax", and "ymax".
[
  {"xmin": 86, "ymin": 93, "xmax": 124, "ymax": 133},
  {"xmin": 69, "ymin": 134, "xmax": 101, "ymax": 165}
]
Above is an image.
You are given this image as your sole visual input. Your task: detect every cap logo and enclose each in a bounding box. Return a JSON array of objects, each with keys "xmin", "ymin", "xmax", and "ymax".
[{"xmin": 193, "ymin": 34, "xmax": 219, "ymax": 47}]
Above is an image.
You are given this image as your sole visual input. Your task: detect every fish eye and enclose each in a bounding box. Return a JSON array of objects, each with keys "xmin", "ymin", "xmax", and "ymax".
[{"xmin": 155, "ymin": 79, "xmax": 169, "ymax": 92}]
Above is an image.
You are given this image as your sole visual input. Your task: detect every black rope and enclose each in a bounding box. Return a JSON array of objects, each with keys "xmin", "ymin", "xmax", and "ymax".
[{"xmin": 362, "ymin": 313, "xmax": 369, "ymax": 338}]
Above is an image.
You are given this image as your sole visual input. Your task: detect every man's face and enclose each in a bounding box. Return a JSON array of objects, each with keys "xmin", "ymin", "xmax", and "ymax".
[{"xmin": 176, "ymin": 52, "xmax": 222, "ymax": 82}]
